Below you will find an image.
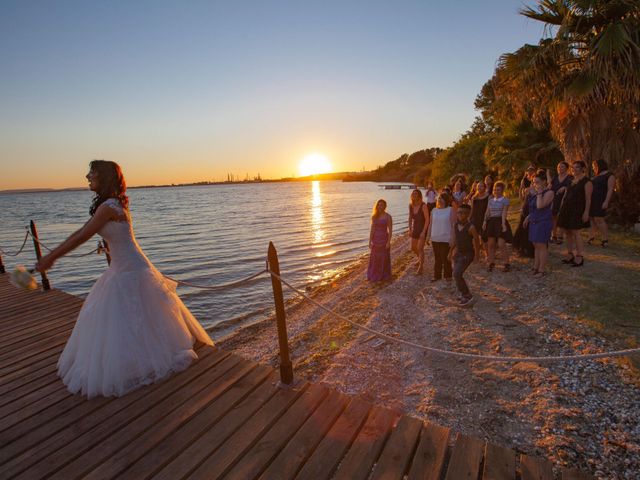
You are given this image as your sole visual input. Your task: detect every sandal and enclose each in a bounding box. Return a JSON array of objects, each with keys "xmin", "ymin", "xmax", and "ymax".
[
  {"xmin": 587, "ymin": 237, "xmax": 595, "ymax": 245},
  {"xmin": 503, "ymin": 264, "xmax": 511, "ymax": 272},
  {"xmin": 601, "ymin": 240, "xmax": 608, "ymax": 248},
  {"xmin": 556, "ymin": 236, "xmax": 564, "ymax": 245},
  {"xmin": 487, "ymin": 263, "xmax": 495, "ymax": 272},
  {"xmin": 572, "ymin": 255, "xmax": 584, "ymax": 267},
  {"xmin": 561, "ymin": 254, "xmax": 575, "ymax": 264},
  {"xmin": 533, "ymin": 271, "xmax": 548, "ymax": 278}
]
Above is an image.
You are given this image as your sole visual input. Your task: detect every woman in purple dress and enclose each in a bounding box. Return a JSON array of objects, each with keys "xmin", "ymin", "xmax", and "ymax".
[
  {"xmin": 524, "ymin": 170, "xmax": 554, "ymax": 276},
  {"xmin": 367, "ymin": 199, "xmax": 393, "ymax": 282}
]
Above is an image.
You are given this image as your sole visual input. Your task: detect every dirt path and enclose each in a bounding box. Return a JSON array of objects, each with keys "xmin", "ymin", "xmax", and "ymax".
[{"xmin": 220, "ymin": 235, "xmax": 640, "ymax": 479}]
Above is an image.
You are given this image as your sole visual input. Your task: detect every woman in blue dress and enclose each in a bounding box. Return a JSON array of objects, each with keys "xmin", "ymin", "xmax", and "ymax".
[
  {"xmin": 367, "ymin": 199, "xmax": 393, "ymax": 282},
  {"xmin": 524, "ymin": 170, "xmax": 554, "ymax": 276}
]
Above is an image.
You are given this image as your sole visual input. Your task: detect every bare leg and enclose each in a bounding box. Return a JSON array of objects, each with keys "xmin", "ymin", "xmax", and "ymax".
[
  {"xmin": 574, "ymin": 230, "xmax": 585, "ymax": 258},
  {"xmin": 499, "ymin": 238, "xmax": 509, "ymax": 265},
  {"xmin": 596, "ymin": 217, "xmax": 608, "ymax": 242},
  {"xmin": 537, "ymin": 243, "xmax": 548, "ymax": 272},
  {"xmin": 565, "ymin": 231, "xmax": 575, "ymax": 258},
  {"xmin": 487, "ymin": 238, "xmax": 496, "ymax": 265}
]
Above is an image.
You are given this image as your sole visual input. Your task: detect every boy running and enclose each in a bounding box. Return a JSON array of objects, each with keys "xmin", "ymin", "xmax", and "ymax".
[{"xmin": 448, "ymin": 204, "xmax": 481, "ymax": 306}]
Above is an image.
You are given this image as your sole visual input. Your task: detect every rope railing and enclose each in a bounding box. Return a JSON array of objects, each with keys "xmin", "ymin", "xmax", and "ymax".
[
  {"xmin": 266, "ymin": 267, "xmax": 640, "ymax": 364},
  {"xmin": 28, "ymin": 233, "xmax": 104, "ymax": 258},
  {"xmin": 163, "ymin": 268, "xmax": 268, "ymax": 291},
  {"xmin": 0, "ymin": 229, "xmax": 30, "ymax": 257}
]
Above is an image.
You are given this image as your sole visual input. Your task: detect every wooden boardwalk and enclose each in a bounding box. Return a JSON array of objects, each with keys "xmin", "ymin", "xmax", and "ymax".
[{"xmin": 0, "ymin": 273, "xmax": 592, "ymax": 479}]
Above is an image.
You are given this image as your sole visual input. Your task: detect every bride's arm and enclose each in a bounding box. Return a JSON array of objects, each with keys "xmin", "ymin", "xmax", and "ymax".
[{"xmin": 35, "ymin": 205, "xmax": 116, "ymax": 272}]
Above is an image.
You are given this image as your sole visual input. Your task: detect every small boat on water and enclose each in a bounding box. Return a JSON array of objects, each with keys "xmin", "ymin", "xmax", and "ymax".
[{"xmin": 378, "ymin": 184, "xmax": 418, "ymax": 190}]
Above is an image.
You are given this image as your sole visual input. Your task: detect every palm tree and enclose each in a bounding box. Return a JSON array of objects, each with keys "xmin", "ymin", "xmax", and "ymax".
[{"xmin": 492, "ymin": 0, "xmax": 640, "ymax": 223}]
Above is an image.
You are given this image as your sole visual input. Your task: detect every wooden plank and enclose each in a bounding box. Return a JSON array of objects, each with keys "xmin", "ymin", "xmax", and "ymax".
[
  {"xmin": 0, "ymin": 348, "xmax": 62, "ymax": 387},
  {"xmin": 407, "ymin": 422, "xmax": 450, "ymax": 480},
  {"xmin": 370, "ymin": 415, "xmax": 423, "ymax": 480},
  {"xmin": 483, "ymin": 443, "xmax": 516, "ymax": 480},
  {"xmin": 120, "ymin": 371, "xmax": 280, "ymax": 480},
  {"xmin": 0, "ymin": 323, "xmax": 73, "ymax": 360},
  {"xmin": 82, "ymin": 361, "xmax": 270, "ymax": 480},
  {"xmin": 0, "ymin": 302, "xmax": 79, "ymax": 335},
  {"xmin": 259, "ymin": 390, "xmax": 348, "ymax": 479},
  {"xmin": 561, "ymin": 468, "xmax": 594, "ymax": 480},
  {"xmin": 296, "ymin": 397, "xmax": 371, "ymax": 480},
  {"xmin": 175, "ymin": 383, "xmax": 313, "ymax": 480},
  {"xmin": 0, "ymin": 328, "xmax": 73, "ymax": 365},
  {"xmin": 41, "ymin": 352, "xmax": 242, "ymax": 480},
  {"xmin": 520, "ymin": 454, "xmax": 554, "ymax": 480},
  {"xmin": 0, "ymin": 368, "xmax": 65, "ymax": 409},
  {"xmin": 217, "ymin": 383, "xmax": 328, "ymax": 480},
  {"xmin": 0, "ymin": 359, "xmax": 59, "ymax": 396},
  {"xmin": 0, "ymin": 317, "xmax": 75, "ymax": 349},
  {"xmin": 0, "ymin": 342, "xmax": 67, "ymax": 378},
  {"xmin": 444, "ymin": 433, "xmax": 485, "ymax": 480},
  {"xmin": 0, "ymin": 347, "xmax": 223, "ymax": 478},
  {"xmin": 0, "ymin": 294, "xmax": 80, "ymax": 323},
  {"xmin": 332, "ymin": 405, "xmax": 399, "ymax": 480},
  {"xmin": 0, "ymin": 310, "xmax": 77, "ymax": 346},
  {"xmin": 0, "ymin": 378, "xmax": 68, "ymax": 420}
]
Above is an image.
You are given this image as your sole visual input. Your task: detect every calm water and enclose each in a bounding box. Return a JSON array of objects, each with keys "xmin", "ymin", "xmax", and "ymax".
[{"xmin": 0, "ymin": 181, "xmax": 412, "ymax": 337}]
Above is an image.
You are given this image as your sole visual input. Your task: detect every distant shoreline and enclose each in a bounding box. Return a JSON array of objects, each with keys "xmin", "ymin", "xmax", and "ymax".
[{"xmin": 0, "ymin": 171, "xmax": 379, "ymax": 195}]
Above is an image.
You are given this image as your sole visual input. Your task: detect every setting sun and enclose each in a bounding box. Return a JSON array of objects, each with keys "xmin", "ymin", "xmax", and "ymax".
[{"xmin": 298, "ymin": 153, "xmax": 333, "ymax": 177}]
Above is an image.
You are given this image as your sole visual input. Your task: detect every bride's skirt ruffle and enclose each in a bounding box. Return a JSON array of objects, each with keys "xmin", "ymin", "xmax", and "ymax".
[{"xmin": 58, "ymin": 266, "xmax": 214, "ymax": 398}]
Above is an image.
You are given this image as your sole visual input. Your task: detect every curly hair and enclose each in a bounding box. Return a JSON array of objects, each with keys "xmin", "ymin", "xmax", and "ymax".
[{"xmin": 88, "ymin": 160, "xmax": 129, "ymax": 216}]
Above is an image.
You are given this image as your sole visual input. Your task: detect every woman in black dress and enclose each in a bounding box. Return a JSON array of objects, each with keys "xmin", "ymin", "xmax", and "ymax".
[
  {"xmin": 408, "ymin": 189, "xmax": 430, "ymax": 274},
  {"xmin": 549, "ymin": 161, "xmax": 572, "ymax": 244},
  {"xmin": 470, "ymin": 181, "xmax": 489, "ymax": 259},
  {"xmin": 557, "ymin": 161, "xmax": 593, "ymax": 267},
  {"xmin": 588, "ymin": 159, "xmax": 615, "ymax": 247}
]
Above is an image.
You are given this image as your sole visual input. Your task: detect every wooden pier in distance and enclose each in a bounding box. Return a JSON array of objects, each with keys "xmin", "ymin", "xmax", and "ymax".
[{"xmin": 0, "ymin": 273, "xmax": 592, "ymax": 479}]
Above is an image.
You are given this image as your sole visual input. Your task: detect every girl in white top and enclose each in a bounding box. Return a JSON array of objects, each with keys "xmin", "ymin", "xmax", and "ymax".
[
  {"xmin": 426, "ymin": 192, "xmax": 456, "ymax": 281},
  {"xmin": 483, "ymin": 181, "xmax": 512, "ymax": 272}
]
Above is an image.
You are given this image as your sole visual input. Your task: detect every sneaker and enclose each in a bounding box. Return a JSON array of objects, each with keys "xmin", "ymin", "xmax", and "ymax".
[{"xmin": 458, "ymin": 295, "xmax": 474, "ymax": 307}]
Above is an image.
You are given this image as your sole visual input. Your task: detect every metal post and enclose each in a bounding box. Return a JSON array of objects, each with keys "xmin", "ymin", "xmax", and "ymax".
[
  {"xmin": 29, "ymin": 220, "xmax": 51, "ymax": 291},
  {"xmin": 268, "ymin": 242, "xmax": 293, "ymax": 384}
]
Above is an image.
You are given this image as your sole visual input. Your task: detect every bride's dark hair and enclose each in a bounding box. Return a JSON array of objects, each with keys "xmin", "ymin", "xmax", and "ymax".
[{"xmin": 88, "ymin": 160, "xmax": 129, "ymax": 216}]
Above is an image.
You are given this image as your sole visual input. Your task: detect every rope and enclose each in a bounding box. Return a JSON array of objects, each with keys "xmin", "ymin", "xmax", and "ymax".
[
  {"xmin": 0, "ymin": 229, "xmax": 30, "ymax": 257},
  {"xmin": 29, "ymin": 234, "xmax": 103, "ymax": 258},
  {"xmin": 267, "ymin": 268, "xmax": 640, "ymax": 363},
  {"xmin": 163, "ymin": 268, "xmax": 268, "ymax": 291}
]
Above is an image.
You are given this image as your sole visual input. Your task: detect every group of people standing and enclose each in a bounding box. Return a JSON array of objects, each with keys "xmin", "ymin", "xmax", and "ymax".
[{"xmin": 367, "ymin": 159, "xmax": 616, "ymax": 307}]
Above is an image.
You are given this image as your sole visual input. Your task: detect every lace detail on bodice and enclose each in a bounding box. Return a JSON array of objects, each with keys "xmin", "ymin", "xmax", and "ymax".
[{"xmin": 103, "ymin": 198, "xmax": 125, "ymax": 216}]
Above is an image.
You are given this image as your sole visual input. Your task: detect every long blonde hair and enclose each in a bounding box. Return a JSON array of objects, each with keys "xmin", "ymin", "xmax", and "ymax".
[{"xmin": 372, "ymin": 199, "xmax": 387, "ymax": 220}]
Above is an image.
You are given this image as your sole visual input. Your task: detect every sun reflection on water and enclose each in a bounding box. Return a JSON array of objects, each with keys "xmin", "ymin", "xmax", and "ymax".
[{"xmin": 311, "ymin": 181, "xmax": 324, "ymax": 245}]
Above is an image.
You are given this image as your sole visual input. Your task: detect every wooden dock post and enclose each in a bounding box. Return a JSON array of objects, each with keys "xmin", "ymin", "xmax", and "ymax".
[
  {"xmin": 102, "ymin": 240, "xmax": 111, "ymax": 265},
  {"xmin": 267, "ymin": 242, "xmax": 293, "ymax": 385},
  {"xmin": 0, "ymin": 252, "xmax": 5, "ymax": 274},
  {"xmin": 29, "ymin": 220, "xmax": 51, "ymax": 291}
]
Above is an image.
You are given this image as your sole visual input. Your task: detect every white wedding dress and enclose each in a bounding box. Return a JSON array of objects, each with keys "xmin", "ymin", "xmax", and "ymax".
[{"xmin": 58, "ymin": 198, "xmax": 214, "ymax": 398}]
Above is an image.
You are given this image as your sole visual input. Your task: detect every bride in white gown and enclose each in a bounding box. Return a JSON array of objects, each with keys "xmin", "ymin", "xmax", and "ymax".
[{"xmin": 36, "ymin": 160, "xmax": 213, "ymax": 398}]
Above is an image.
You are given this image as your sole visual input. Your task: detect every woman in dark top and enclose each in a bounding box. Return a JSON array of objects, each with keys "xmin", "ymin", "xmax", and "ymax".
[
  {"xmin": 513, "ymin": 168, "xmax": 537, "ymax": 259},
  {"xmin": 588, "ymin": 159, "xmax": 615, "ymax": 247},
  {"xmin": 549, "ymin": 161, "xmax": 572, "ymax": 244},
  {"xmin": 470, "ymin": 181, "xmax": 489, "ymax": 259},
  {"xmin": 557, "ymin": 161, "xmax": 593, "ymax": 267},
  {"xmin": 408, "ymin": 189, "xmax": 430, "ymax": 275}
]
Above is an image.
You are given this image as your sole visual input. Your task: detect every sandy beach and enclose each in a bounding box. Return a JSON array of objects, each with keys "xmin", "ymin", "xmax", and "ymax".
[{"xmin": 220, "ymin": 234, "xmax": 640, "ymax": 479}]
